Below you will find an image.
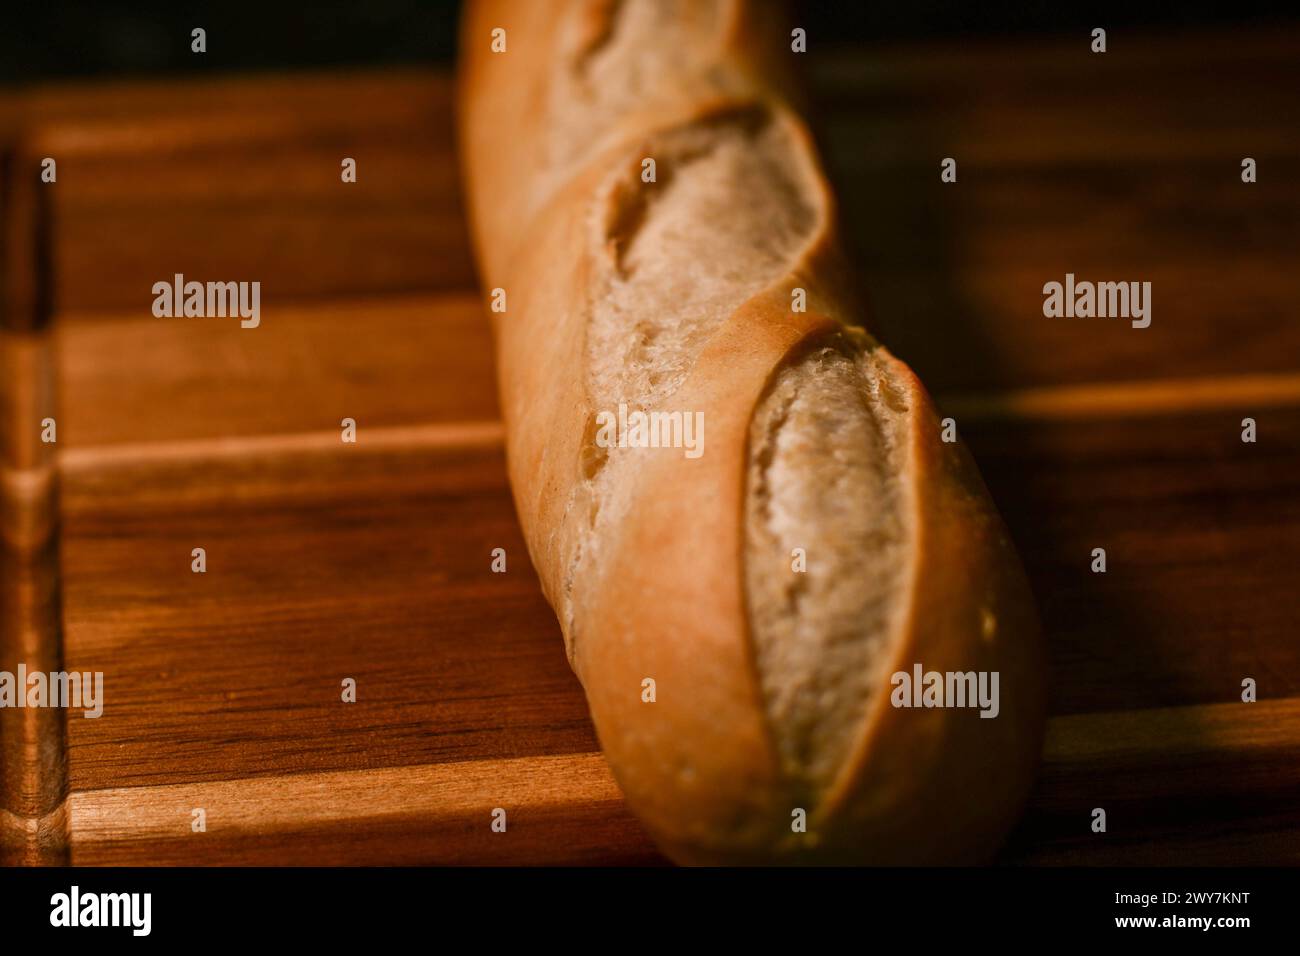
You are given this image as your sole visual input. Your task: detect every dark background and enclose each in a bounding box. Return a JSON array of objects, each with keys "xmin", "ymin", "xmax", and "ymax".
[{"xmin": 3, "ymin": 1, "xmax": 1298, "ymax": 85}]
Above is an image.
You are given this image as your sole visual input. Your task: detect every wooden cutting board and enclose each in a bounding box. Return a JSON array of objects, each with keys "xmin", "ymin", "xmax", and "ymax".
[{"xmin": 2, "ymin": 26, "xmax": 1298, "ymax": 865}]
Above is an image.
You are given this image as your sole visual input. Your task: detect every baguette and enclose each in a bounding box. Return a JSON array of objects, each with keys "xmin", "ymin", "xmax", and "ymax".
[{"xmin": 458, "ymin": 0, "xmax": 1046, "ymax": 864}]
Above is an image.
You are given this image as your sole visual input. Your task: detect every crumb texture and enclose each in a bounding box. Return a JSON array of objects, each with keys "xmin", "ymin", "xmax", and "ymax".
[
  {"xmin": 547, "ymin": 0, "xmax": 735, "ymax": 173},
  {"xmin": 745, "ymin": 341, "xmax": 913, "ymax": 802},
  {"xmin": 588, "ymin": 110, "xmax": 818, "ymax": 410}
]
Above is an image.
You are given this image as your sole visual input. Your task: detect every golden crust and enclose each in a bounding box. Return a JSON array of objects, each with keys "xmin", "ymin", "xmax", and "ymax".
[{"xmin": 459, "ymin": 0, "xmax": 1045, "ymax": 864}]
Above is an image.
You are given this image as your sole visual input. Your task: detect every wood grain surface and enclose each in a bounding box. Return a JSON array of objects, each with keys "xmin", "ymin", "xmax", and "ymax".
[{"xmin": 2, "ymin": 26, "xmax": 1298, "ymax": 865}]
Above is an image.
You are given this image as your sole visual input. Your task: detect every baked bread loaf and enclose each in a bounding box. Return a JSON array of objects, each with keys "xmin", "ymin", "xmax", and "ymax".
[{"xmin": 458, "ymin": 0, "xmax": 1046, "ymax": 864}]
